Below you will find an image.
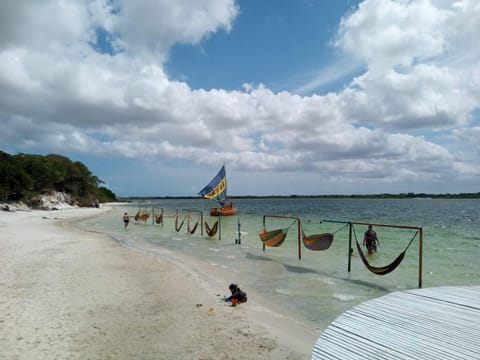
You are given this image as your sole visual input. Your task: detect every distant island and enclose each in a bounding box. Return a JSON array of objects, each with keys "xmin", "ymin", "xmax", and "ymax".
[
  {"xmin": 1, "ymin": 151, "xmax": 116, "ymax": 207},
  {"xmin": 122, "ymin": 192, "xmax": 480, "ymax": 201}
]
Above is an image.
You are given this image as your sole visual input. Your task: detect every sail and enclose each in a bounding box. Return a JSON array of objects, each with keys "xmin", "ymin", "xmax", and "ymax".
[{"xmin": 198, "ymin": 165, "xmax": 227, "ymax": 204}]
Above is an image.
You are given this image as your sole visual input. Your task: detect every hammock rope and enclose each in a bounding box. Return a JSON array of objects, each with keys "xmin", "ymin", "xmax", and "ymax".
[
  {"xmin": 301, "ymin": 222, "xmax": 348, "ymax": 251},
  {"xmin": 205, "ymin": 221, "xmax": 219, "ymax": 237},
  {"xmin": 352, "ymin": 225, "xmax": 418, "ymax": 275},
  {"xmin": 259, "ymin": 220, "xmax": 297, "ymax": 247}
]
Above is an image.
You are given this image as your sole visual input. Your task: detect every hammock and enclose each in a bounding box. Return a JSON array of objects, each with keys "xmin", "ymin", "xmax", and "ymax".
[
  {"xmin": 175, "ymin": 214, "xmax": 186, "ymax": 232},
  {"xmin": 135, "ymin": 211, "xmax": 149, "ymax": 222},
  {"xmin": 301, "ymin": 222, "xmax": 347, "ymax": 251},
  {"xmin": 259, "ymin": 220, "xmax": 297, "ymax": 247},
  {"xmin": 259, "ymin": 228, "xmax": 287, "ymax": 247},
  {"xmin": 188, "ymin": 220, "xmax": 199, "ymax": 234},
  {"xmin": 302, "ymin": 232, "xmax": 334, "ymax": 251},
  {"xmin": 205, "ymin": 221, "xmax": 219, "ymax": 237},
  {"xmin": 353, "ymin": 226, "xmax": 418, "ymax": 276}
]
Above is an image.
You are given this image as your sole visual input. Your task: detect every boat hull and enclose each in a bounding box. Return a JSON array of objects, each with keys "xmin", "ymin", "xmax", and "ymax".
[{"xmin": 210, "ymin": 202, "xmax": 237, "ymax": 216}]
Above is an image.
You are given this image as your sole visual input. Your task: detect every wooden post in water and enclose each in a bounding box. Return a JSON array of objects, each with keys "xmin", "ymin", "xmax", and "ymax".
[
  {"xmin": 297, "ymin": 219, "xmax": 301, "ymax": 260},
  {"xmin": 348, "ymin": 222, "xmax": 352, "ymax": 272},
  {"xmin": 419, "ymin": 227, "xmax": 423, "ymax": 288}
]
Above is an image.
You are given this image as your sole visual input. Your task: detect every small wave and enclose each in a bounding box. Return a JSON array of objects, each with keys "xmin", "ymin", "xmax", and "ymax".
[
  {"xmin": 275, "ymin": 288, "xmax": 292, "ymax": 295},
  {"xmin": 309, "ymin": 277, "xmax": 335, "ymax": 286},
  {"xmin": 209, "ymin": 248, "xmax": 220, "ymax": 252},
  {"xmin": 333, "ymin": 293, "xmax": 360, "ymax": 302}
]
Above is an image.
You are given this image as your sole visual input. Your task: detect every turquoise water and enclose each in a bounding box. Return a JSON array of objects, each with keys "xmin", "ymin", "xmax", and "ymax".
[{"xmin": 77, "ymin": 198, "xmax": 480, "ymax": 329}]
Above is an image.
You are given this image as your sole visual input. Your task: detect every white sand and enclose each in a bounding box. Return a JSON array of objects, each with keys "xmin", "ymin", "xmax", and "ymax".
[{"xmin": 0, "ymin": 207, "xmax": 317, "ymax": 359}]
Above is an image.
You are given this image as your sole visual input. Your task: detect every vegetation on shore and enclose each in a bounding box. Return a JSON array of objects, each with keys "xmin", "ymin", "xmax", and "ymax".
[{"xmin": 0, "ymin": 151, "xmax": 116, "ymax": 206}]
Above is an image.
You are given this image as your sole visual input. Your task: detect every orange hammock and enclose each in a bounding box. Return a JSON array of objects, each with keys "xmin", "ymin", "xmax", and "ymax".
[
  {"xmin": 205, "ymin": 221, "xmax": 219, "ymax": 237},
  {"xmin": 259, "ymin": 221, "xmax": 297, "ymax": 247},
  {"xmin": 135, "ymin": 210, "xmax": 149, "ymax": 222},
  {"xmin": 260, "ymin": 228, "xmax": 287, "ymax": 247},
  {"xmin": 353, "ymin": 225, "xmax": 418, "ymax": 276}
]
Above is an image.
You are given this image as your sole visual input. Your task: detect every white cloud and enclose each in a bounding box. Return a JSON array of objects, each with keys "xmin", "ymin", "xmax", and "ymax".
[
  {"xmin": 335, "ymin": 0, "xmax": 449, "ymax": 69},
  {"xmin": 335, "ymin": 0, "xmax": 480, "ymax": 130},
  {"xmin": 105, "ymin": 0, "xmax": 238, "ymax": 62},
  {"xmin": 0, "ymin": 0, "xmax": 479, "ymax": 194}
]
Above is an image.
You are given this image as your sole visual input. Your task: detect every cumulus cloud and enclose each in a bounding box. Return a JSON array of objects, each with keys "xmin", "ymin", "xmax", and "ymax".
[
  {"xmin": 335, "ymin": 0, "xmax": 480, "ymax": 130},
  {"xmin": 0, "ymin": 0, "xmax": 479, "ymax": 194}
]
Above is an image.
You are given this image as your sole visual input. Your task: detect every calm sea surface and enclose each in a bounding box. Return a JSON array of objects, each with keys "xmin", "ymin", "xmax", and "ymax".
[{"xmin": 76, "ymin": 198, "xmax": 480, "ymax": 330}]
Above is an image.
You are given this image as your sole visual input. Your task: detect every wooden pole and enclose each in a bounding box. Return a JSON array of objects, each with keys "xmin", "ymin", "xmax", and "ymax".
[
  {"xmin": 262, "ymin": 215, "xmax": 266, "ymax": 252},
  {"xmin": 348, "ymin": 222, "xmax": 352, "ymax": 272},
  {"xmin": 419, "ymin": 227, "xmax": 423, "ymax": 288},
  {"xmin": 297, "ymin": 219, "xmax": 301, "ymax": 260},
  {"xmin": 237, "ymin": 218, "xmax": 241, "ymax": 244}
]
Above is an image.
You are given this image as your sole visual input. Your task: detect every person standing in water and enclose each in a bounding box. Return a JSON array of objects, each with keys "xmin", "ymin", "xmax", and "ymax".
[
  {"xmin": 363, "ymin": 225, "xmax": 380, "ymax": 255},
  {"xmin": 123, "ymin": 212, "xmax": 131, "ymax": 229}
]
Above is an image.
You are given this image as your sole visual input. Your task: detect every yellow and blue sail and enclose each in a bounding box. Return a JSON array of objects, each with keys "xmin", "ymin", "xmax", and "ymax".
[{"xmin": 198, "ymin": 165, "xmax": 227, "ymax": 205}]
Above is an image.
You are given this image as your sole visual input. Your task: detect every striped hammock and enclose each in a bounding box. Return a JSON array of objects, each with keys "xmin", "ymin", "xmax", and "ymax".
[
  {"xmin": 205, "ymin": 221, "xmax": 219, "ymax": 237},
  {"xmin": 302, "ymin": 231, "xmax": 334, "ymax": 251},
  {"xmin": 259, "ymin": 228, "xmax": 288, "ymax": 247}
]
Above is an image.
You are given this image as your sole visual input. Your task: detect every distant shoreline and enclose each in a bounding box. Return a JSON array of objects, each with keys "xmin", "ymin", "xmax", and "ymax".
[{"xmin": 119, "ymin": 192, "xmax": 480, "ymax": 201}]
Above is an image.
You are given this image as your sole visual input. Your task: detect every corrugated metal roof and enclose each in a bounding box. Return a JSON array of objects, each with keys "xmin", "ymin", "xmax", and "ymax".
[{"xmin": 312, "ymin": 286, "xmax": 480, "ymax": 360}]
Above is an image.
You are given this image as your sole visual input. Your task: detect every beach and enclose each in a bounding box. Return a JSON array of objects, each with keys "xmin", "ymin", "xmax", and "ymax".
[{"xmin": 0, "ymin": 206, "xmax": 316, "ymax": 359}]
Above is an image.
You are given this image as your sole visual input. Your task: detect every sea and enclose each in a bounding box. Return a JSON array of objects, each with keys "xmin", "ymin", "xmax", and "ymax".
[{"xmin": 75, "ymin": 198, "xmax": 480, "ymax": 332}]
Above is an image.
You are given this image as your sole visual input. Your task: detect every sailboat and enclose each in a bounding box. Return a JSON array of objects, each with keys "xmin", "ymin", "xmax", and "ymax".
[{"xmin": 198, "ymin": 165, "xmax": 237, "ymax": 216}]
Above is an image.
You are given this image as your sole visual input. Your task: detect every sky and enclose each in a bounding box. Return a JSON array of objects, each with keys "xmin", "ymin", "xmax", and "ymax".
[{"xmin": 1, "ymin": 0, "xmax": 479, "ymax": 197}]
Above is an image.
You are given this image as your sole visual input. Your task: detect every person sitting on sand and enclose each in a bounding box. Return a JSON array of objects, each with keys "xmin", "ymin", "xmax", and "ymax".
[
  {"xmin": 123, "ymin": 212, "xmax": 131, "ymax": 229},
  {"xmin": 227, "ymin": 284, "xmax": 247, "ymax": 304},
  {"xmin": 363, "ymin": 225, "xmax": 380, "ymax": 255}
]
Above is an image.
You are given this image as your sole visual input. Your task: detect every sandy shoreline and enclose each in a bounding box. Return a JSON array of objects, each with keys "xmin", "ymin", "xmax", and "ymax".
[{"xmin": 0, "ymin": 206, "xmax": 316, "ymax": 359}]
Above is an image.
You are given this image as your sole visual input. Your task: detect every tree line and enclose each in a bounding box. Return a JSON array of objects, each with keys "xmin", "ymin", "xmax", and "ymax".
[{"xmin": 0, "ymin": 151, "xmax": 116, "ymax": 206}]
